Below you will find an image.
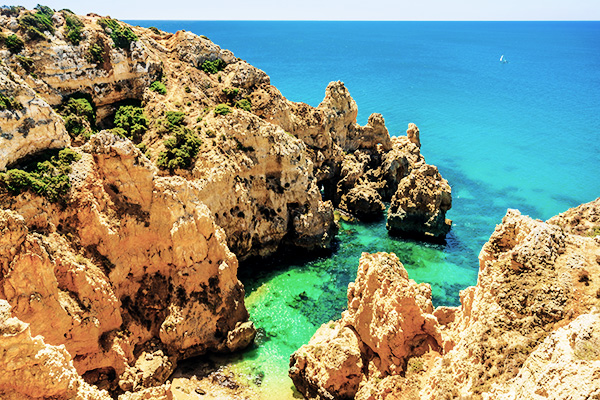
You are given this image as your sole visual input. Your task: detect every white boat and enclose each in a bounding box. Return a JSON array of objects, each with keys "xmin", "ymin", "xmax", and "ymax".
[{"xmin": 500, "ymin": 55, "xmax": 508, "ymax": 63}]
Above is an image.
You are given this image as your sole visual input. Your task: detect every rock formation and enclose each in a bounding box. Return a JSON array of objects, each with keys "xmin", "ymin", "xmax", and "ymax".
[
  {"xmin": 290, "ymin": 198, "xmax": 600, "ymax": 400},
  {"xmin": 387, "ymin": 163, "xmax": 452, "ymax": 241},
  {"xmin": 0, "ymin": 6, "xmax": 455, "ymax": 399},
  {"xmin": 0, "ymin": 62, "xmax": 70, "ymax": 169},
  {"xmin": 0, "ymin": 132, "xmax": 255, "ymax": 395}
]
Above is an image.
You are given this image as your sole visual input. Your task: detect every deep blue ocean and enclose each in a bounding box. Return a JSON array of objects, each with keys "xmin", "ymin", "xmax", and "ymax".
[{"xmin": 130, "ymin": 20, "xmax": 600, "ymax": 397}]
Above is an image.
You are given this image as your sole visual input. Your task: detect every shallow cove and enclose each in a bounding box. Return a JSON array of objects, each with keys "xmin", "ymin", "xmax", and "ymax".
[{"xmin": 128, "ymin": 20, "xmax": 600, "ymax": 398}]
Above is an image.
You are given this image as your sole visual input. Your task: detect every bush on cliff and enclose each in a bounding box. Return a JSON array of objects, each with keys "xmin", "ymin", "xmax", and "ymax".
[
  {"xmin": 0, "ymin": 93, "xmax": 23, "ymax": 111},
  {"xmin": 214, "ymin": 104, "xmax": 231, "ymax": 116},
  {"xmin": 114, "ymin": 105, "xmax": 148, "ymax": 141},
  {"xmin": 157, "ymin": 126, "xmax": 202, "ymax": 170},
  {"xmin": 62, "ymin": 10, "xmax": 83, "ymax": 45},
  {"xmin": 59, "ymin": 97, "xmax": 95, "ymax": 140},
  {"xmin": 235, "ymin": 98, "xmax": 252, "ymax": 112},
  {"xmin": 87, "ymin": 42, "xmax": 105, "ymax": 64},
  {"xmin": 149, "ymin": 81, "xmax": 167, "ymax": 95},
  {"xmin": 1, "ymin": 33, "xmax": 25, "ymax": 53},
  {"xmin": 0, "ymin": 148, "xmax": 81, "ymax": 203},
  {"xmin": 0, "ymin": 6, "xmax": 24, "ymax": 17},
  {"xmin": 18, "ymin": 6, "xmax": 55, "ymax": 40},
  {"xmin": 98, "ymin": 18, "xmax": 138, "ymax": 50},
  {"xmin": 200, "ymin": 58, "xmax": 226, "ymax": 74}
]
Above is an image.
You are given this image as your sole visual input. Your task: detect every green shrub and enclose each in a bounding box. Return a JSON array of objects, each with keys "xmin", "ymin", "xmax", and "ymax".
[
  {"xmin": 165, "ymin": 111, "xmax": 185, "ymax": 127},
  {"xmin": 222, "ymin": 87, "xmax": 239, "ymax": 99},
  {"xmin": 34, "ymin": 4, "xmax": 54, "ymax": 17},
  {"xmin": 15, "ymin": 55, "xmax": 34, "ymax": 72},
  {"xmin": 0, "ymin": 148, "xmax": 81, "ymax": 203},
  {"xmin": 98, "ymin": 18, "xmax": 138, "ymax": 50},
  {"xmin": 214, "ymin": 104, "xmax": 231, "ymax": 116},
  {"xmin": 87, "ymin": 42, "xmax": 105, "ymax": 64},
  {"xmin": 184, "ymin": 86, "xmax": 191, "ymax": 93},
  {"xmin": 0, "ymin": 93, "xmax": 23, "ymax": 110},
  {"xmin": 18, "ymin": 7, "xmax": 55, "ymax": 39},
  {"xmin": 62, "ymin": 11, "xmax": 83, "ymax": 45},
  {"xmin": 4, "ymin": 34, "xmax": 25, "ymax": 53},
  {"xmin": 200, "ymin": 58, "xmax": 226, "ymax": 74},
  {"xmin": 59, "ymin": 97, "xmax": 95, "ymax": 139},
  {"xmin": 149, "ymin": 26, "xmax": 160, "ymax": 35},
  {"xmin": 114, "ymin": 105, "xmax": 147, "ymax": 140},
  {"xmin": 235, "ymin": 98, "xmax": 252, "ymax": 112},
  {"xmin": 149, "ymin": 81, "xmax": 167, "ymax": 95},
  {"xmin": 157, "ymin": 126, "xmax": 201, "ymax": 170}
]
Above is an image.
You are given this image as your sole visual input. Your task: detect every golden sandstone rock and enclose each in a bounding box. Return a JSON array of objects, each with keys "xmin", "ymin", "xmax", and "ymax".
[
  {"xmin": 0, "ymin": 6, "xmax": 454, "ymax": 398},
  {"xmin": 291, "ymin": 198, "xmax": 600, "ymax": 400}
]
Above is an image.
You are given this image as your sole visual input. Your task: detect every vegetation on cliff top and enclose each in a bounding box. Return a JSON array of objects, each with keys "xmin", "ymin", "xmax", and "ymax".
[
  {"xmin": 0, "ymin": 148, "xmax": 81, "ymax": 203},
  {"xmin": 98, "ymin": 17, "xmax": 138, "ymax": 50},
  {"xmin": 62, "ymin": 10, "xmax": 84, "ymax": 45},
  {"xmin": 0, "ymin": 33, "xmax": 25, "ymax": 53},
  {"xmin": 200, "ymin": 58, "xmax": 226, "ymax": 74},
  {"xmin": 0, "ymin": 92, "xmax": 23, "ymax": 111},
  {"xmin": 149, "ymin": 81, "xmax": 167, "ymax": 95},
  {"xmin": 18, "ymin": 5, "xmax": 55, "ymax": 40},
  {"xmin": 156, "ymin": 111, "xmax": 201, "ymax": 170}
]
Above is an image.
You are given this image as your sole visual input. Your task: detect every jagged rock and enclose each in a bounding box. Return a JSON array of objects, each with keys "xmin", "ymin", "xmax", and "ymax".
[
  {"xmin": 0, "ymin": 62, "xmax": 70, "ymax": 170},
  {"xmin": 406, "ymin": 122, "xmax": 421, "ymax": 148},
  {"xmin": 0, "ymin": 300, "xmax": 111, "ymax": 400},
  {"xmin": 290, "ymin": 252, "xmax": 443, "ymax": 399},
  {"xmin": 487, "ymin": 313, "xmax": 600, "ymax": 400},
  {"xmin": 547, "ymin": 196, "xmax": 600, "ymax": 237},
  {"xmin": 289, "ymin": 322, "xmax": 364, "ymax": 400},
  {"xmin": 339, "ymin": 184, "xmax": 385, "ymax": 221},
  {"xmin": 0, "ymin": 131, "xmax": 254, "ymax": 392},
  {"xmin": 291, "ymin": 200, "xmax": 600, "ymax": 400},
  {"xmin": 387, "ymin": 162, "xmax": 452, "ymax": 241}
]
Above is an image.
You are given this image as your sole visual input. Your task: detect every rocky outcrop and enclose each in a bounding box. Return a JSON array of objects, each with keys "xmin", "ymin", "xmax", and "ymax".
[
  {"xmin": 387, "ymin": 162, "xmax": 452, "ymax": 241},
  {"xmin": 0, "ymin": 11, "xmax": 162, "ymax": 122},
  {"xmin": 0, "ymin": 299, "xmax": 111, "ymax": 400},
  {"xmin": 339, "ymin": 185, "xmax": 385, "ymax": 221},
  {"xmin": 291, "ymin": 200, "xmax": 600, "ymax": 400},
  {"xmin": 290, "ymin": 252, "xmax": 443, "ymax": 399},
  {"xmin": 548, "ymin": 196, "xmax": 600, "ymax": 237},
  {"xmin": 0, "ymin": 62, "xmax": 70, "ymax": 169},
  {"xmin": 0, "ymin": 131, "xmax": 254, "ymax": 393}
]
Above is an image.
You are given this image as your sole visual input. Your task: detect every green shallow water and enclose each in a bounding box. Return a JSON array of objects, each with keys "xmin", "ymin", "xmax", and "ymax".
[{"xmin": 218, "ymin": 216, "xmax": 480, "ymax": 398}]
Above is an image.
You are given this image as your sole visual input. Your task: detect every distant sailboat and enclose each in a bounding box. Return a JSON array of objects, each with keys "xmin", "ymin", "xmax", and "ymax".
[{"xmin": 500, "ymin": 55, "xmax": 508, "ymax": 63}]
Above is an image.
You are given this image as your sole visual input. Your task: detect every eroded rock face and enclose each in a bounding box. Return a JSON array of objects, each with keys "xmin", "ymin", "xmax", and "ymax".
[
  {"xmin": 387, "ymin": 162, "xmax": 452, "ymax": 241},
  {"xmin": 291, "ymin": 200, "xmax": 600, "ymax": 400},
  {"xmin": 0, "ymin": 132, "xmax": 253, "ymax": 393},
  {"xmin": 0, "ymin": 63, "xmax": 70, "ymax": 170},
  {"xmin": 339, "ymin": 184, "xmax": 385, "ymax": 221},
  {"xmin": 0, "ymin": 299, "xmax": 111, "ymax": 400},
  {"xmin": 290, "ymin": 252, "xmax": 443, "ymax": 399}
]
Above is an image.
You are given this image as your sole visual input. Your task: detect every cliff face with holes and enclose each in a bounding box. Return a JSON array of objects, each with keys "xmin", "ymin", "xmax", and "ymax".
[
  {"xmin": 0, "ymin": 6, "xmax": 453, "ymax": 399},
  {"xmin": 290, "ymin": 198, "xmax": 600, "ymax": 400}
]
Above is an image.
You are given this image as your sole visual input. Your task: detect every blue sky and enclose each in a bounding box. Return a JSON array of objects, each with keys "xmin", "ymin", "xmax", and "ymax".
[{"xmin": 12, "ymin": 0, "xmax": 600, "ymax": 20}]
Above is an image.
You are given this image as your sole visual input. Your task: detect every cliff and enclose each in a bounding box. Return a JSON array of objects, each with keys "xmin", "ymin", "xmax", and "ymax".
[
  {"xmin": 290, "ymin": 197, "xmax": 600, "ymax": 399},
  {"xmin": 0, "ymin": 5, "xmax": 453, "ymax": 399}
]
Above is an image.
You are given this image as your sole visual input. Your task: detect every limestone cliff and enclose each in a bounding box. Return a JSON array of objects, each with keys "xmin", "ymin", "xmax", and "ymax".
[
  {"xmin": 1, "ymin": 7, "xmax": 452, "ymax": 257},
  {"xmin": 0, "ymin": 6, "xmax": 455, "ymax": 398},
  {"xmin": 290, "ymin": 198, "xmax": 600, "ymax": 400},
  {"xmin": 0, "ymin": 132, "xmax": 254, "ymax": 395}
]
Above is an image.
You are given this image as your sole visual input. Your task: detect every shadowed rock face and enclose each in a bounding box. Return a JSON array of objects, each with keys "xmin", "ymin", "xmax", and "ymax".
[
  {"xmin": 291, "ymin": 198, "xmax": 600, "ymax": 400},
  {"xmin": 386, "ymin": 162, "xmax": 452, "ymax": 241},
  {"xmin": 0, "ymin": 132, "xmax": 254, "ymax": 394},
  {"xmin": 0, "ymin": 7, "xmax": 455, "ymax": 399}
]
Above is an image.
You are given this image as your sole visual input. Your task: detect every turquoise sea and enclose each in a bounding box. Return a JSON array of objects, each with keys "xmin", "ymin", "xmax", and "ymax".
[{"xmin": 130, "ymin": 21, "xmax": 600, "ymax": 397}]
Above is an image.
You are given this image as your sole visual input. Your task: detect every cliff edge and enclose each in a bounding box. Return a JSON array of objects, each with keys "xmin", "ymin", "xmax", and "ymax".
[{"xmin": 290, "ymin": 197, "xmax": 600, "ymax": 399}]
